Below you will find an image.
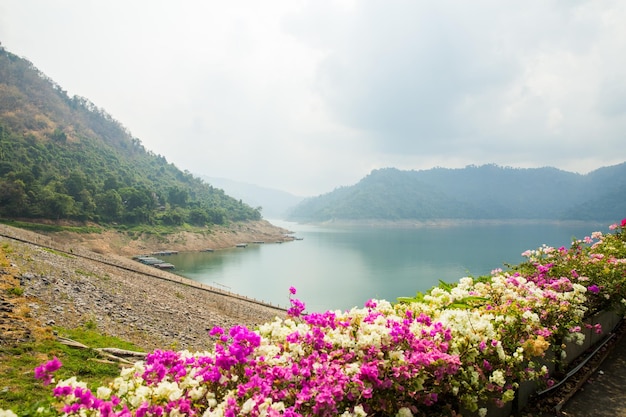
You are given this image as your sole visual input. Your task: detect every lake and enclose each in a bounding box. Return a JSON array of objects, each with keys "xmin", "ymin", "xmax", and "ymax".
[{"xmin": 167, "ymin": 220, "xmax": 607, "ymax": 313}]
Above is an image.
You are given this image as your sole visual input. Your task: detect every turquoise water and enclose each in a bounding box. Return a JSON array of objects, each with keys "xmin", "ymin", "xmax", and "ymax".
[{"xmin": 168, "ymin": 221, "xmax": 606, "ymax": 312}]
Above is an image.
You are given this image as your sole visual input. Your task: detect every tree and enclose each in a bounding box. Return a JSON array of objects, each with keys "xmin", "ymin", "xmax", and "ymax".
[
  {"xmin": 96, "ymin": 189, "xmax": 123, "ymax": 221},
  {"xmin": 168, "ymin": 186, "xmax": 188, "ymax": 208},
  {"xmin": 188, "ymin": 207, "xmax": 209, "ymax": 226},
  {"xmin": 0, "ymin": 179, "xmax": 28, "ymax": 216},
  {"xmin": 41, "ymin": 188, "xmax": 76, "ymax": 219},
  {"xmin": 64, "ymin": 171, "xmax": 87, "ymax": 199},
  {"xmin": 50, "ymin": 128, "xmax": 67, "ymax": 142},
  {"xmin": 161, "ymin": 208, "xmax": 185, "ymax": 226}
]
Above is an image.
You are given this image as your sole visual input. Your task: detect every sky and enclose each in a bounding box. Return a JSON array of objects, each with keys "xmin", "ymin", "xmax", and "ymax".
[{"xmin": 1, "ymin": 1, "xmax": 626, "ymax": 196}]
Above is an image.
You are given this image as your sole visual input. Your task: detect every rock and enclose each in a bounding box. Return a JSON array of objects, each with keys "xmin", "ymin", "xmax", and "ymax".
[
  {"xmin": 21, "ymin": 272, "xmax": 36, "ymax": 280},
  {"xmin": 0, "ymin": 302, "xmax": 14, "ymax": 312}
]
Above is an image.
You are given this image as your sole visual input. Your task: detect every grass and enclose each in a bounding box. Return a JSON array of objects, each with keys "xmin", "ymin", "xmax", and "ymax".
[
  {"xmin": 5, "ymin": 286, "xmax": 23, "ymax": 296},
  {"xmin": 74, "ymin": 269, "xmax": 105, "ymax": 280},
  {"xmin": 41, "ymin": 247, "xmax": 72, "ymax": 258},
  {"xmin": 1, "ymin": 242, "xmax": 13, "ymax": 254},
  {"xmin": 0, "ymin": 325, "xmax": 144, "ymax": 416},
  {"xmin": 113, "ymin": 223, "xmax": 207, "ymax": 236},
  {"xmin": 0, "ymin": 219, "xmax": 102, "ymax": 234}
]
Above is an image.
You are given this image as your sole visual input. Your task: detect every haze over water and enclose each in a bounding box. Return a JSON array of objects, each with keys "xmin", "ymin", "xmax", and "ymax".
[{"xmin": 170, "ymin": 221, "xmax": 606, "ymax": 313}]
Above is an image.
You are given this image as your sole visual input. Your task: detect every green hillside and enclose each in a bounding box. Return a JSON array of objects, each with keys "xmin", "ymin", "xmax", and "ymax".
[
  {"xmin": 288, "ymin": 164, "xmax": 626, "ymax": 222},
  {"xmin": 0, "ymin": 46, "xmax": 260, "ymax": 226}
]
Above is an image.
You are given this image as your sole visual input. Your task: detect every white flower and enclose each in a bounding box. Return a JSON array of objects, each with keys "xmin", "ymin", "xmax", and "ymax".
[
  {"xmin": 345, "ymin": 363, "xmax": 360, "ymax": 375},
  {"xmin": 478, "ymin": 407, "xmax": 488, "ymax": 417},
  {"xmin": 489, "ymin": 369, "xmax": 506, "ymax": 387},
  {"xmin": 396, "ymin": 406, "xmax": 413, "ymax": 417},
  {"xmin": 0, "ymin": 409, "xmax": 18, "ymax": 417},
  {"xmin": 96, "ymin": 386, "xmax": 112, "ymax": 399},
  {"xmin": 154, "ymin": 380, "xmax": 182, "ymax": 401},
  {"xmin": 56, "ymin": 376, "xmax": 87, "ymax": 389},
  {"xmin": 522, "ymin": 310, "xmax": 539, "ymax": 323},
  {"xmin": 353, "ymin": 405, "xmax": 367, "ymax": 417},
  {"xmin": 241, "ymin": 398, "xmax": 256, "ymax": 414},
  {"xmin": 458, "ymin": 276, "xmax": 474, "ymax": 289},
  {"xmin": 270, "ymin": 402, "xmax": 286, "ymax": 412},
  {"xmin": 128, "ymin": 385, "xmax": 152, "ymax": 407},
  {"xmin": 188, "ymin": 386, "xmax": 207, "ymax": 401}
]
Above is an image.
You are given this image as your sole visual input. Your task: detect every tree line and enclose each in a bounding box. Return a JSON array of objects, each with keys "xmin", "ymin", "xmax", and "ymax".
[{"xmin": 0, "ymin": 127, "xmax": 261, "ymax": 225}]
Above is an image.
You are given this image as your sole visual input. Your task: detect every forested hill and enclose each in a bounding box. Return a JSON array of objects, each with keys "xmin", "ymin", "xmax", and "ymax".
[
  {"xmin": 287, "ymin": 164, "xmax": 626, "ymax": 222},
  {"xmin": 0, "ymin": 46, "xmax": 260, "ymax": 226}
]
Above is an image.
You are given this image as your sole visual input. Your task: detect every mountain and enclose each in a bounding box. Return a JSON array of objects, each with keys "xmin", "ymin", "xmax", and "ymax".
[
  {"xmin": 0, "ymin": 46, "xmax": 260, "ymax": 226},
  {"xmin": 287, "ymin": 164, "xmax": 626, "ymax": 222},
  {"xmin": 199, "ymin": 176, "xmax": 304, "ymax": 219}
]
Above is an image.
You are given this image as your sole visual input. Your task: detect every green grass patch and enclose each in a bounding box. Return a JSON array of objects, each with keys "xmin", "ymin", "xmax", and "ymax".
[
  {"xmin": 1, "ymin": 242, "xmax": 13, "ymax": 254},
  {"xmin": 41, "ymin": 248, "xmax": 72, "ymax": 258},
  {"xmin": 0, "ymin": 326, "xmax": 144, "ymax": 416},
  {"xmin": 114, "ymin": 223, "xmax": 207, "ymax": 236},
  {"xmin": 0, "ymin": 219, "xmax": 102, "ymax": 234},
  {"xmin": 74, "ymin": 269, "xmax": 102, "ymax": 279},
  {"xmin": 5, "ymin": 286, "xmax": 24, "ymax": 296}
]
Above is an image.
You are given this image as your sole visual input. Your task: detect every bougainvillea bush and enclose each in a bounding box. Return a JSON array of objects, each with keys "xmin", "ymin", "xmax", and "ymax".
[{"xmin": 8, "ymin": 219, "xmax": 626, "ymax": 417}]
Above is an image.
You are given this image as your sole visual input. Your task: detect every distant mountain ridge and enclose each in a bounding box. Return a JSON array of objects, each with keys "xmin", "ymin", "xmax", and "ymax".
[
  {"xmin": 199, "ymin": 176, "xmax": 304, "ymax": 219},
  {"xmin": 287, "ymin": 164, "xmax": 626, "ymax": 222}
]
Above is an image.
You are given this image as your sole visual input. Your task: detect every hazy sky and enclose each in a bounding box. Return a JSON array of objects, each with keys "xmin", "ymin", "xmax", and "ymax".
[{"xmin": 1, "ymin": 1, "xmax": 626, "ymax": 196}]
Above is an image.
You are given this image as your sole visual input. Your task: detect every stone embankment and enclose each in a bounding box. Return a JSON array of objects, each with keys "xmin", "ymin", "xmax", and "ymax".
[{"xmin": 0, "ymin": 222, "xmax": 289, "ymax": 351}]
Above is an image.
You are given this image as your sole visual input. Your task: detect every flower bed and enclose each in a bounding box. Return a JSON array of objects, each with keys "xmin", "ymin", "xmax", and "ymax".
[{"xmin": 10, "ymin": 219, "xmax": 626, "ymax": 416}]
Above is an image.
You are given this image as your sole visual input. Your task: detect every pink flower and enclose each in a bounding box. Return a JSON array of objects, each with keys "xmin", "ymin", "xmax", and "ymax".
[
  {"xmin": 287, "ymin": 297, "xmax": 306, "ymax": 317},
  {"xmin": 588, "ymin": 284, "xmax": 600, "ymax": 294},
  {"xmin": 594, "ymin": 323, "xmax": 603, "ymax": 334},
  {"xmin": 289, "ymin": 286, "xmax": 297, "ymax": 295},
  {"xmin": 209, "ymin": 326, "xmax": 225, "ymax": 337},
  {"xmin": 34, "ymin": 356, "xmax": 62, "ymax": 385}
]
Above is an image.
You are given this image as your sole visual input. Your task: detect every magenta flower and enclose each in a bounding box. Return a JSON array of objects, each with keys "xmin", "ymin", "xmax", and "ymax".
[
  {"xmin": 287, "ymin": 297, "xmax": 306, "ymax": 317},
  {"xmin": 34, "ymin": 356, "xmax": 62, "ymax": 385},
  {"xmin": 289, "ymin": 286, "xmax": 297, "ymax": 295},
  {"xmin": 588, "ymin": 284, "xmax": 600, "ymax": 294},
  {"xmin": 209, "ymin": 326, "xmax": 225, "ymax": 337},
  {"xmin": 364, "ymin": 299, "xmax": 377, "ymax": 309}
]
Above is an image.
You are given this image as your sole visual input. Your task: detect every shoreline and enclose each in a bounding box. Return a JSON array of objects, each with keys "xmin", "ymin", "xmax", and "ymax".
[
  {"xmin": 18, "ymin": 219, "xmax": 296, "ymax": 257},
  {"xmin": 295, "ymin": 218, "xmax": 608, "ymax": 229}
]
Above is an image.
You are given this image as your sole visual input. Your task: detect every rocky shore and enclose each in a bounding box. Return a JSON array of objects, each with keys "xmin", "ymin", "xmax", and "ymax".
[{"xmin": 0, "ymin": 222, "xmax": 289, "ymax": 351}]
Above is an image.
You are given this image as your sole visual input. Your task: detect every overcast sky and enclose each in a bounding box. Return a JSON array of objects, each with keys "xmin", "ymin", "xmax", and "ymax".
[{"xmin": 1, "ymin": 1, "xmax": 626, "ymax": 196}]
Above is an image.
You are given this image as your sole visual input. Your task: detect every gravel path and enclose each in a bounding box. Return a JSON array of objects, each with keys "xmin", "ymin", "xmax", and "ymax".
[{"xmin": 0, "ymin": 223, "xmax": 287, "ymax": 352}]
